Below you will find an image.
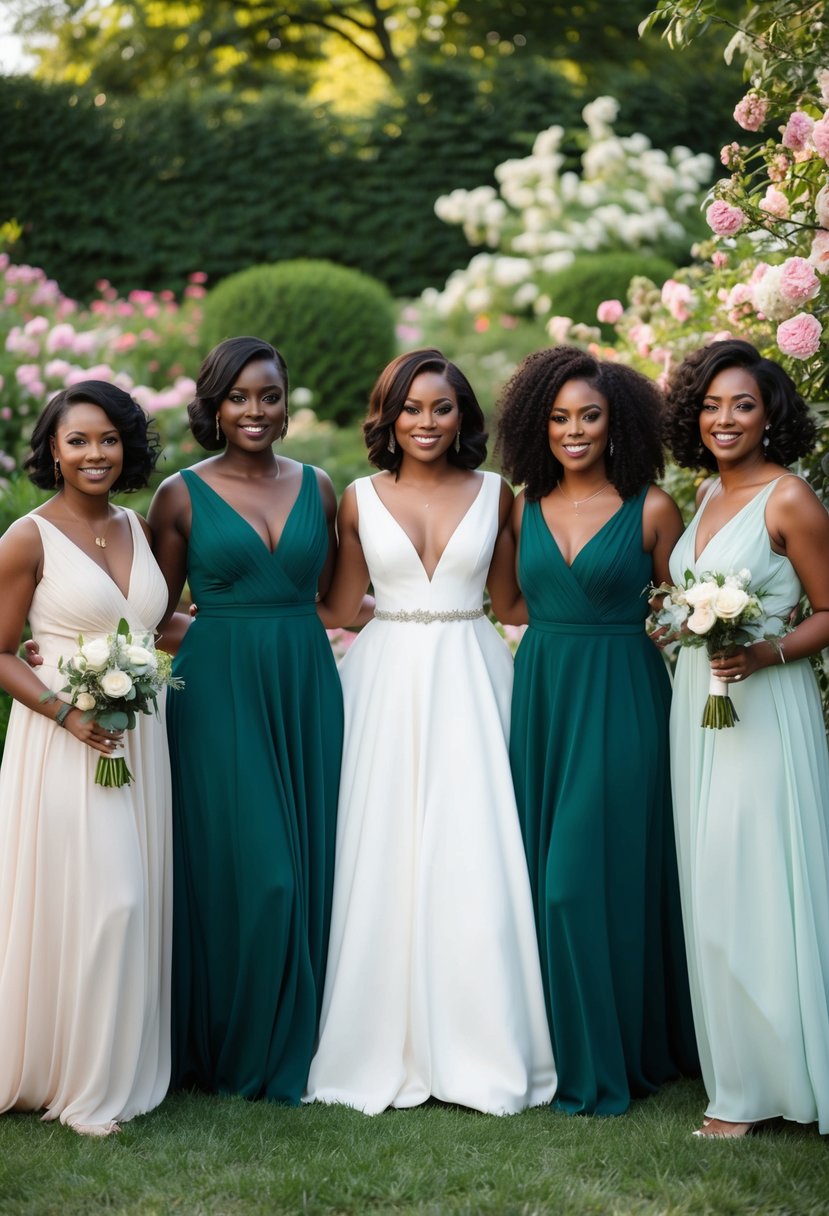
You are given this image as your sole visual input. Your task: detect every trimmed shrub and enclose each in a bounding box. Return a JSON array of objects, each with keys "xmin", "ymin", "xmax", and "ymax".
[
  {"xmin": 201, "ymin": 259, "xmax": 397, "ymax": 426},
  {"xmin": 546, "ymin": 252, "xmax": 677, "ymax": 337}
]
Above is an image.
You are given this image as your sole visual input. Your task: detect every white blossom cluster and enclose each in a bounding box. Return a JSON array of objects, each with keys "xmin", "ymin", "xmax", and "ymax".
[{"xmin": 423, "ymin": 97, "xmax": 713, "ymax": 322}]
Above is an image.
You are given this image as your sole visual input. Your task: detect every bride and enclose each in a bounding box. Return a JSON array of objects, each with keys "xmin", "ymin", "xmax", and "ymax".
[{"xmin": 305, "ymin": 349, "xmax": 555, "ymax": 1115}]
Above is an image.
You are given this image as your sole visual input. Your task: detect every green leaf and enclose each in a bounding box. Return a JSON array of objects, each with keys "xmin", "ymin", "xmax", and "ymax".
[
  {"xmin": 117, "ymin": 618, "xmax": 130, "ymax": 638},
  {"xmin": 97, "ymin": 710, "xmax": 129, "ymax": 730}
]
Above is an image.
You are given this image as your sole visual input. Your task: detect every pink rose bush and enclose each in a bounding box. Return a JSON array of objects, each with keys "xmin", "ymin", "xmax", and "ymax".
[
  {"xmin": 706, "ymin": 200, "xmax": 746, "ymax": 236},
  {"xmin": 734, "ymin": 93, "xmax": 769, "ymax": 132},
  {"xmin": 777, "ymin": 313, "xmax": 823, "ymax": 359}
]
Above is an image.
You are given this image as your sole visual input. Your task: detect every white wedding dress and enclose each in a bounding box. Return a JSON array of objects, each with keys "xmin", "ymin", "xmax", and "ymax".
[{"xmin": 305, "ymin": 471, "xmax": 555, "ymax": 1114}]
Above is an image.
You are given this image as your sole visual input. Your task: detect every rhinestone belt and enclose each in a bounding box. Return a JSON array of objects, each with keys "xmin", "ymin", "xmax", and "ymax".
[{"xmin": 374, "ymin": 607, "xmax": 485, "ymax": 624}]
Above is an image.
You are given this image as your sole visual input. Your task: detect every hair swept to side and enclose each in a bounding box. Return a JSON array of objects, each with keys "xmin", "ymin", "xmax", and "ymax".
[
  {"xmin": 363, "ymin": 348, "xmax": 487, "ymax": 475},
  {"xmin": 188, "ymin": 335, "xmax": 289, "ymax": 451},
  {"xmin": 495, "ymin": 345, "xmax": 665, "ymax": 501},
  {"xmin": 663, "ymin": 338, "xmax": 817, "ymax": 470}
]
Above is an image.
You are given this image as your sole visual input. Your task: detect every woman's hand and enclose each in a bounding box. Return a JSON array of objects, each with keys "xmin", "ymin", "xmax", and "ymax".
[
  {"xmin": 63, "ymin": 709, "xmax": 125, "ymax": 755},
  {"xmin": 709, "ymin": 642, "xmax": 774, "ymax": 684},
  {"xmin": 23, "ymin": 639, "xmax": 43, "ymax": 667}
]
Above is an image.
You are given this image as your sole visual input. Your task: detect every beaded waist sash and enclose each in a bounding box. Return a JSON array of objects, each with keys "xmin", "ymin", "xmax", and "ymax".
[{"xmin": 374, "ymin": 607, "xmax": 485, "ymax": 625}]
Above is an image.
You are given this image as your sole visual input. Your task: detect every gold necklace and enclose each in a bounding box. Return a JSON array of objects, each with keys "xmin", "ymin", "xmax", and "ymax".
[
  {"xmin": 556, "ymin": 480, "xmax": 611, "ymax": 512},
  {"xmin": 59, "ymin": 497, "xmax": 114, "ymax": 548}
]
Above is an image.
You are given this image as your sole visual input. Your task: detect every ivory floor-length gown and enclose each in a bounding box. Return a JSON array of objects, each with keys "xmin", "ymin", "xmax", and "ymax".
[
  {"xmin": 305, "ymin": 471, "xmax": 555, "ymax": 1115},
  {"xmin": 0, "ymin": 510, "xmax": 172, "ymax": 1131},
  {"xmin": 670, "ymin": 477, "xmax": 829, "ymax": 1131}
]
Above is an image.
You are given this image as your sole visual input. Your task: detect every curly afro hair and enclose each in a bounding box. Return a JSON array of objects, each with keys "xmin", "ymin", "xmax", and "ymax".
[
  {"xmin": 188, "ymin": 336, "xmax": 289, "ymax": 451},
  {"xmin": 363, "ymin": 348, "xmax": 487, "ymax": 476},
  {"xmin": 25, "ymin": 380, "xmax": 160, "ymax": 492},
  {"xmin": 664, "ymin": 338, "xmax": 817, "ymax": 471},
  {"xmin": 495, "ymin": 345, "xmax": 665, "ymax": 501}
]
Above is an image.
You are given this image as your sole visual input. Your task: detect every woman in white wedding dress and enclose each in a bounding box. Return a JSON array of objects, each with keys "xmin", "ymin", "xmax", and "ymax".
[
  {"xmin": 0, "ymin": 382, "xmax": 171, "ymax": 1135},
  {"xmin": 306, "ymin": 350, "xmax": 555, "ymax": 1115}
]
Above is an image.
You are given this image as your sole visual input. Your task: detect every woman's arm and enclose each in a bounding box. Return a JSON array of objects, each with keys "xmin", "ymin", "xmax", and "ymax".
[
  {"xmin": 147, "ymin": 474, "xmax": 191, "ymax": 627},
  {"xmin": 642, "ymin": 484, "xmax": 685, "ymax": 586},
  {"xmin": 0, "ymin": 519, "xmax": 118, "ymax": 753},
  {"xmin": 488, "ymin": 485, "xmax": 528, "ymax": 626},
  {"xmin": 316, "ymin": 484, "xmax": 372, "ymax": 630}
]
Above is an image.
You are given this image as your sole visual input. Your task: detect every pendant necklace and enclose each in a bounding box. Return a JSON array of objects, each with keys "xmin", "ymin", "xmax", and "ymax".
[
  {"xmin": 556, "ymin": 480, "xmax": 610, "ymax": 512},
  {"xmin": 60, "ymin": 498, "xmax": 114, "ymax": 548}
]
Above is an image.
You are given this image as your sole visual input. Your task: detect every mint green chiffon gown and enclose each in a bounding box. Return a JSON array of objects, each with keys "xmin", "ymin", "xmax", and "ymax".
[
  {"xmin": 510, "ymin": 489, "xmax": 698, "ymax": 1116},
  {"xmin": 670, "ymin": 477, "xmax": 829, "ymax": 1131},
  {"xmin": 168, "ymin": 466, "xmax": 343, "ymax": 1102}
]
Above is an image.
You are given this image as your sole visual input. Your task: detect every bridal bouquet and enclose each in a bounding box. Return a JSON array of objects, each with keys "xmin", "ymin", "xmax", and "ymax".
[
  {"xmin": 57, "ymin": 617, "xmax": 183, "ymax": 786},
  {"xmin": 650, "ymin": 568, "xmax": 785, "ymax": 728}
]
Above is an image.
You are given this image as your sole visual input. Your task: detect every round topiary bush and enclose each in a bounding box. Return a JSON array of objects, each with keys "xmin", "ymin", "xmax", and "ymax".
[
  {"xmin": 201, "ymin": 259, "xmax": 397, "ymax": 426},
  {"xmin": 546, "ymin": 252, "xmax": 676, "ymax": 337}
]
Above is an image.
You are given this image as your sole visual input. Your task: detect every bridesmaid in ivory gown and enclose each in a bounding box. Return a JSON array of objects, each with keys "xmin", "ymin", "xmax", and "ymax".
[
  {"xmin": 492, "ymin": 345, "xmax": 699, "ymax": 1117},
  {"xmin": 148, "ymin": 337, "xmax": 343, "ymax": 1103},
  {"xmin": 0, "ymin": 381, "xmax": 171, "ymax": 1135},
  {"xmin": 305, "ymin": 349, "xmax": 555, "ymax": 1114},
  {"xmin": 663, "ymin": 339, "xmax": 829, "ymax": 1138}
]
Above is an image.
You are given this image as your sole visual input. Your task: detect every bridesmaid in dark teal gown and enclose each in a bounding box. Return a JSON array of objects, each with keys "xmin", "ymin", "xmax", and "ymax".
[
  {"xmin": 491, "ymin": 346, "xmax": 699, "ymax": 1116},
  {"xmin": 149, "ymin": 337, "xmax": 343, "ymax": 1102}
]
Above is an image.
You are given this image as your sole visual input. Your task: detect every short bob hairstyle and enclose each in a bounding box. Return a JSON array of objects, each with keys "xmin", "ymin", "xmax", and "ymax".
[
  {"xmin": 363, "ymin": 348, "xmax": 487, "ymax": 475},
  {"xmin": 664, "ymin": 338, "xmax": 817, "ymax": 471},
  {"xmin": 188, "ymin": 335, "xmax": 289, "ymax": 451},
  {"xmin": 495, "ymin": 345, "xmax": 665, "ymax": 501},
  {"xmin": 25, "ymin": 380, "xmax": 160, "ymax": 492}
]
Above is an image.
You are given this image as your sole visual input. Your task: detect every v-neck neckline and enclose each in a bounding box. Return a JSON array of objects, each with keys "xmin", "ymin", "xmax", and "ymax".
[
  {"xmin": 37, "ymin": 512, "xmax": 136, "ymax": 601},
  {"xmin": 367, "ymin": 472, "xmax": 486, "ymax": 583},
  {"xmin": 692, "ymin": 476, "xmax": 786, "ymax": 565},
  {"xmin": 186, "ymin": 466, "xmax": 306, "ymax": 556},
  {"xmin": 538, "ymin": 496, "xmax": 627, "ymax": 570}
]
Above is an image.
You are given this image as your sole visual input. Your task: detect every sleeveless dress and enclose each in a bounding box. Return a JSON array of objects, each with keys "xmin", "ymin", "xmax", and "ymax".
[
  {"xmin": 510, "ymin": 489, "xmax": 698, "ymax": 1116},
  {"xmin": 168, "ymin": 465, "xmax": 343, "ymax": 1103},
  {"xmin": 0, "ymin": 511, "xmax": 172, "ymax": 1131},
  {"xmin": 670, "ymin": 477, "xmax": 829, "ymax": 1131},
  {"xmin": 305, "ymin": 471, "xmax": 556, "ymax": 1115}
]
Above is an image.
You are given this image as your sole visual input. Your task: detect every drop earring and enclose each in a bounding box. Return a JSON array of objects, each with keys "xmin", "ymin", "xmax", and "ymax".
[
  {"xmin": 215, "ymin": 414, "xmax": 222, "ymax": 442},
  {"xmin": 763, "ymin": 424, "xmax": 771, "ymax": 450},
  {"xmin": 454, "ymin": 428, "xmax": 462, "ymax": 453},
  {"xmin": 54, "ymin": 460, "xmax": 62, "ymax": 486},
  {"xmin": 609, "ymin": 438, "xmax": 615, "ymax": 458},
  {"xmin": 387, "ymin": 432, "xmax": 396, "ymax": 454}
]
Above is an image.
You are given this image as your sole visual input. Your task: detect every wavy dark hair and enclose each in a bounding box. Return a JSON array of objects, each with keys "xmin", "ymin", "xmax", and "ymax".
[
  {"xmin": 495, "ymin": 345, "xmax": 665, "ymax": 501},
  {"xmin": 25, "ymin": 380, "xmax": 160, "ymax": 491},
  {"xmin": 664, "ymin": 338, "xmax": 817, "ymax": 471},
  {"xmin": 363, "ymin": 349, "xmax": 487, "ymax": 475},
  {"xmin": 188, "ymin": 335, "xmax": 289, "ymax": 451}
]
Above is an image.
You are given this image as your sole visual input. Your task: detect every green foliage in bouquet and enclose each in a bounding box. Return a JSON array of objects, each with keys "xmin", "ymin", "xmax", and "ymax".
[{"xmin": 201, "ymin": 260, "xmax": 397, "ymax": 426}]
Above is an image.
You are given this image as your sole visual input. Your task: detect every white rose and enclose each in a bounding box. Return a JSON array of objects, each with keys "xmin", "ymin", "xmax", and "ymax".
[
  {"xmin": 687, "ymin": 605, "xmax": 717, "ymax": 635},
  {"xmin": 80, "ymin": 636, "xmax": 111, "ymax": 672},
  {"xmin": 124, "ymin": 644, "xmax": 157, "ymax": 673},
  {"xmin": 99, "ymin": 668, "xmax": 134, "ymax": 698},
  {"xmin": 714, "ymin": 586, "xmax": 750, "ymax": 620},
  {"xmin": 683, "ymin": 581, "xmax": 718, "ymax": 609},
  {"xmin": 74, "ymin": 691, "xmax": 97, "ymax": 712}
]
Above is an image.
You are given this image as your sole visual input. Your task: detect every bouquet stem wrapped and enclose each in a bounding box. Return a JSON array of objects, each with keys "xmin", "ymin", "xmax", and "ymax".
[
  {"xmin": 55, "ymin": 618, "xmax": 182, "ymax": 787},
  {"xmin": 703, "ymin": 666, "xmax": 739, "ymax": 729}
]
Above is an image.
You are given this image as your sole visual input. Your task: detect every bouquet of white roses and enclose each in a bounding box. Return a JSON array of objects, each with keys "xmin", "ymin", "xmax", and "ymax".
[
  {"xmin": 56, "ymin": 617, "xmax": 183, "ymax": 786},
  {"xmin": 650, "ymin": 568, "xmax": 786, "ymax": 728}
]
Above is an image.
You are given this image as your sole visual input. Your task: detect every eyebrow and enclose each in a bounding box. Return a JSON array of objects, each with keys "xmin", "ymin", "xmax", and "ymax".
[{"xmin": 63, "ymin": 428, "xmax": 120, "ymax": 437}]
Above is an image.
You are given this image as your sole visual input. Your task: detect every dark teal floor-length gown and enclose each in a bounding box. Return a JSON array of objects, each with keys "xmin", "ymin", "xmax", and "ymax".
[
  {"xmin": 510, "ymin": 489, "xmax": 698, "ymax": 1116},
  {"xmin": 168, "ymin": 465, "xmax": 343, "ymax": 1102}
]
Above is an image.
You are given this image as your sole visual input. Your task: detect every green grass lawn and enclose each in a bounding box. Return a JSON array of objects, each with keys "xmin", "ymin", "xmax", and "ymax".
[{"xmin": 2, "ymin": 1080, "xmax": 826, "ymax": 1215}]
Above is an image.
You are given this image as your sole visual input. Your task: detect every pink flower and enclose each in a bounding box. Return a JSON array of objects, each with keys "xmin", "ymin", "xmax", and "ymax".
[
  {"xmin": 44, "ymin": 359, "xmax": 72, "ymax": 380},
  {"xmin": 766, "ymin": 153, "xmax": 790, "ymax": 183},
  {"xmin": 706, "ymin": 199, "xmax": 746, "ymax": 236},
  {"xmin": 779, "ymin": 257, "xmax": 820, "ymax": 306},
  {"xmin": 782, "ymin": 110, "xmax": 814, "ymax": 152},
  {"xmin": 184, "ymin": 284, "xmax": 206, "ymax": 300},
  {"xmin": 596, "ymin": 299, "xmax": 624, "ymax": 324},
  {"xmin": 128, "ymin": 289, "xmax": 155, "ymax": 306},
  {"xmin": 734, "ymin": 93, "xmax": 768, "ymax": 132},
  {"xmin": 720, "ymin": 142, "xmax": 742, "ymax": 168},
  {"xmin": 546, "ymin": 316, "xmax": 572, "ymax": 344},
  {"xmin": 24, "ymin": 315, "xmax": 49, "ymax": 338},
  {"xmin": 0, "ymin": 253, "xmax": 9, "ymax": 273},
  {"xmin": 809, "ymin": 230, "xmax": 829, "ymax": 272},
  {"xmin": 813, "ymin": 114, "xmax": 829, "ymax": 162},
  {"xmin": 4, "ymin": 289, "xmax": 17, "ymax": 306},
  {"xmin": 661, "ymin": 279, "xmax": 693, "ymax": 322},
  {"xmin": 776, "ymin": 313, "xmax": 822, "ymax": 359},
  {"xmin": 816, "ymin": 185, "xmax": 829, "ymax": 228},
  {"xmin": 46, "ymin": 322, "xmax": 76, "ymax": 353},
  {"xmin": 628, "ymin": 321, "xmax": 655, "ymax": 358},
  {"xmin": 473, "ymin": 316, "xmax": 490, "ymax": 333},
  {"xmin": 115, "ymin": 301, "xmax": 134, "ymax": 317},
  {"xmin": 712, "ymin": 252, "xmax": 729, "ymax": 270},
  {"xmin": 113, "ymin": 332, "xmax": 138, "ymax": 352},
  {"xmin": 760, "ymin": 185, "xmax": 789, "ymax": 221},
  {"xmin": 188, "ymin": 271, "xmax": 208, "ymax": 284}
]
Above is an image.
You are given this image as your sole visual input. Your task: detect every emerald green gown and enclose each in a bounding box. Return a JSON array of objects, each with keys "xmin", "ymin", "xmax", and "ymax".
[
  {"xmin": 510, "ymin": 489, "xmax": 698, "ymax": 1115},
  {"xmin": 168, "ymin": 465, "xmax": 343, "ymax": 1102}
]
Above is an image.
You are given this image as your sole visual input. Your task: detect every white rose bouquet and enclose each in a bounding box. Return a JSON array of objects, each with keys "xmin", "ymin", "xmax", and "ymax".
[
  {"xmin": 650, "ymin": 568, "xmax": 786, "ymax": 728},
  {"xmin": 56, "ymin": 617, "xmax": 183, "ymax": 786}
]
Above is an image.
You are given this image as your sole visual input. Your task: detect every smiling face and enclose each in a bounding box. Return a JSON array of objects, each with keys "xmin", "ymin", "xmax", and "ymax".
[
  {"xmin": 393, "ymin": 370, "xmax": 461, "ymax": 465},
  {"xmin": 699, "ymin": 365, "xmax": 767, "ymax": 468},
  {"xmin": 50, "ymin": 402, "xmax": 124, "ymax": 498},
  {"xmin": 547, "ymin": 377, "xmax": 610, "ymax": 475},
  {"xmin": 216, "ymin": 357, "xmax": 287, "ymax": 451}
]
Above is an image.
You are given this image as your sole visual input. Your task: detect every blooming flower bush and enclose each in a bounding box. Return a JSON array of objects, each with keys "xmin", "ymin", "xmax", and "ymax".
[
  {"xmin": 0, "ymin": 253, "xmax": 206, "ymax": 475},
  {"xmin": 419, "ymin": 97, "xmax": 712, "ymax": 332}
]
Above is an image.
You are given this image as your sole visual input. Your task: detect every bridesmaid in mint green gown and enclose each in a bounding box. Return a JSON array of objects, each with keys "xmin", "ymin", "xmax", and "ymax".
[
  {"xmin": 492, "ymin": 346, "xmax": 699, "ymax": 1116},
  {"xmin": 149, "ymin": 337, "xmax": 343, "ymax": 1102},
  {"xmin": 664, "ymin": 340, "xmax": 829, "ymax": 1138}
]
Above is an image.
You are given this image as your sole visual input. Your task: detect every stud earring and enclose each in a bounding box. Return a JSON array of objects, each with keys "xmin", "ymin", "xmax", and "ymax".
[{"xmin": 387, "ymin": 432, "xmax": 396, "ymax": 454}]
